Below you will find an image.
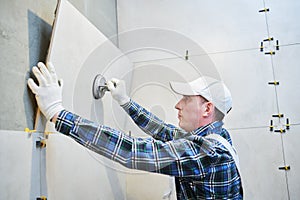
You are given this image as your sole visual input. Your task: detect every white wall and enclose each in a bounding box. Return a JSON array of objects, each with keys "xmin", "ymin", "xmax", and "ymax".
[
  {"xmin": 0, "ymin": 131, "xmax": 33, "ymax": 199},
  {"xmin": 117, "ymin": 0, "xmax": 300, "ymax": 199},
  {"xmin": 1, "ymin": 0, "xmax": 299, "ymax": 199},
  {"xmin": 0, "ymin": 0, "xmax": 126, "ymax": 199}
]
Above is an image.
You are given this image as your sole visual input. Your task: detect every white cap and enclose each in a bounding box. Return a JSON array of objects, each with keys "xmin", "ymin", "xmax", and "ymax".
[{"xmin": 170, "ymin": 76, "xmax": 232, "ymax": 115}]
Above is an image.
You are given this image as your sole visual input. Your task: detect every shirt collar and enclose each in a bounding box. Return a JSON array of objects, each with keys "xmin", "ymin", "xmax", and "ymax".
[{"xmin": 190, "ymin": 121, "xmax": 224, "ymax": 137}]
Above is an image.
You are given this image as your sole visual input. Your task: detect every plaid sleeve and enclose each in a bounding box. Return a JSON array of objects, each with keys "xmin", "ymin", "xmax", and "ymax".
[
  {"xmin": 122, "ymin": 100, "xmax": 182, "ymax": 142},
  {"xmin": 55, "ymin": 110, "xmax": 219, "ymax": 177}
]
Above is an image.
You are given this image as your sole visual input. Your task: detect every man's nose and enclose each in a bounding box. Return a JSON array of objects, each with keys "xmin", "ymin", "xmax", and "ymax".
[{"xmin": 175, "ymin": 101, "xmax": 181, "ymax": 110}]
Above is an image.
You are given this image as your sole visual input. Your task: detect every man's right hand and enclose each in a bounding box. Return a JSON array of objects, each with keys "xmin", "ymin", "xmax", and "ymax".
[{"xmin": 107, "ymin": 78, "xmax": 130, "ymax": 105}]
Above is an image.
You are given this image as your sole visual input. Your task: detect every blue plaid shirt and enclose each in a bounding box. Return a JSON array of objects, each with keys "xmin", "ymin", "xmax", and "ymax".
[{"xmin": 55, "ymin": 100, "xmax": 243, "ymax": 199}]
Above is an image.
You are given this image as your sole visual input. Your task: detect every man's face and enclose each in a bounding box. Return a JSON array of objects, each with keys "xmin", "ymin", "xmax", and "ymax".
[{"xmin": 175, "ymin": 95, "xmax": 207, "ymax": 132}]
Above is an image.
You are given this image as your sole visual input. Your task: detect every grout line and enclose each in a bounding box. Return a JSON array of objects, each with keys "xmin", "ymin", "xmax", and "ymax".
[
  {"xmin": 228, "ymin": 123, "xmax": 300, "ymax": 131},
  {"xmin": 132, "ymin": 42, "xmax": 300, "ymax": 64},
  {"xmin": 262, "ymin": 0, "xmax": 290, "ymax": 199}
]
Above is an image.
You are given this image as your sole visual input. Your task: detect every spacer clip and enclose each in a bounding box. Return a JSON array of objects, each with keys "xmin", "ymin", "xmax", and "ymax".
[
  {"xmin": 185, "ymin": 50, "xmax": 189, "ymax": 60},
  {"xmin": 259, "ymin": 8, "xmax": 270, "ymax": 13},
  {"xmin": 268, "ymin": 81, "xmax": 279, "ymax": 85},
  {"xmin": 263, "ymin": 37, "xmax": 274, "ymax": 42},
  {"xmin": 286, "ymin": 118, "xmax": 290, "ymax": 130},
  {"xmin": 25, "ymin": 128, "xmax": 36, "ymax": 133},
  {"xmin": 260, "ymin": 42, "xmax": 264, "ymax": 52},
  {"xmin": 272, "ymin": 114, "xmax": 284, "ymax": 118},
  {"xmin": 265, "ymin": 51, "xmax": 275, "ymax": 55},
  {"xmin": 278, "ymin": 166, "xmax": 290, "ymax": 171},
  {"xmin": 274, "ymin": 129, "xmax": 286, "ymax": 133},
  {"xmin": 276, "ymin": 40, "xmax": 279, "ymax": 50},
  {"xmin": 36, "ymin": 196, "xmax": 47, "ymax": 200},
  {"xmin": 269, "ymin": 120, "xmax": 274, "ymax": 131}
]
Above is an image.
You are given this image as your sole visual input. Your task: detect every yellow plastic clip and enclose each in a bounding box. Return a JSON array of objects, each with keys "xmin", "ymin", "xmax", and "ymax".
[
  {"xmin": 259, "ymin": 8, "xmax": 270, "ymax": 13},
  {"xmin": 268, "ymin": 81, "xmax": 279, "ymax": 85},
  {"xmin": 278, "ymin": 166, "xmax": 290, "ymax": 171},
  {"xmin": 265, "ymin": 51, "xmax": 275, "ymax": 55},
  {"xmin": 25, "ymin": 128, "xmax": 36, "ymax": 133},
  {"xmin": 37, "ymin": 196, "xmax": 47, "ymax": 200},
  {"xmin": 269, "ymin": 120, "xmax": 274, "ymax": 131},
  {"xmin": 286, "ymin": 118, "xmax": 290, "ymax": 130},
  {"xmin": 272, "ymin": 113, "xmax": 284, "ymax": 118},
  {"xmin": 275, "ymin": 129, "xmax": 286, "ymax": 133},
  {"xmin": 263, "ymin": 37, "xmax": 273, "ymax": 42},
  {"xmin": 260, "ymin": 42, "xmax": 264, "ymax": 52}
]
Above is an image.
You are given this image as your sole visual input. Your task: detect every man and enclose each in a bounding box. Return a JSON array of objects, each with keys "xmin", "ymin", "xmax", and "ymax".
[{"xmin": 28, "ymin": 62, "xmax": 243, "ymax": 199}]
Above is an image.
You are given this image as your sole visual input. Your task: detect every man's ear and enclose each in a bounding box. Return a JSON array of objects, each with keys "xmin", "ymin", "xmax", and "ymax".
[{"xmin": 203, "ymin": 102, "xmax": 214, "ymax": 117}]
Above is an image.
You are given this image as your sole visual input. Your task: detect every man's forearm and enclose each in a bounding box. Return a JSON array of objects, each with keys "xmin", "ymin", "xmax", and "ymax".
[{"xmin": 122, "ymin": 100, "xmax": 177, "ymax": 141}]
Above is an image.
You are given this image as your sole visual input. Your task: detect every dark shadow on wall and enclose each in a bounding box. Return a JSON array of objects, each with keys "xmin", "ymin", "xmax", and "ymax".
[
  {"xmin": 24, "ymin": 10, "xmax": 52, "ymax": 129},
  {"xmin": 26, "ymin": 10, "xmax": 53, "ymax": 200}
]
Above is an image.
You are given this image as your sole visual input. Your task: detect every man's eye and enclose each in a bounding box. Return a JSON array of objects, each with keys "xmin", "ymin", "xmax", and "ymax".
[{"xmin": 183, "ymin": 96, "xmax": 190, "ymax": 101}]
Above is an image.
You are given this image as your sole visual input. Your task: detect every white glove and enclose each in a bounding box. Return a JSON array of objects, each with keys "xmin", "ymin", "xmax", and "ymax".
[
  {"xmin": 27, "ymin": 62, "xmax": 64, "ymax": 121},
  {"xmin": 107, "ymin": 78, "xmax": 130, "ymax": 105}
]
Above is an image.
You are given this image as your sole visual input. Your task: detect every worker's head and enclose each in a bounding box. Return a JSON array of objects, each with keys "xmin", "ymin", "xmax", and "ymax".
[{"xmin": 170, "ymin": 76, "xmax": 232, "ymax": 132}]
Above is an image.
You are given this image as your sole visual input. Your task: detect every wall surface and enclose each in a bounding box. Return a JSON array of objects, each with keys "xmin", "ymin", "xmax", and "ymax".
[
  {"xmin": 117, "ymin": 0, "xmax": 300, "ymax": 199},
  {"xmin": 0, "ymin": 0, "xmax": 117, "ymax": 130},
  {"xmin": 0, "ymin": 0, "xmax": 55, "ymax": 130},
  {"xmin": 0, "ymin": 0, "xmax": 119, "ymax": 199},
  {"xmin": 1, "ymin": 0, "xmax": 300, "ymax": 199}
]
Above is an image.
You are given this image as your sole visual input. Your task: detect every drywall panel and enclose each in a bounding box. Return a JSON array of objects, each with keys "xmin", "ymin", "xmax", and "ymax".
[
  {"xmin": 230, "ymin": 128, "xmax": 288, "ymax": 200},
  {"xmin": 45, "ymin": 0, "xmax": 132, "ymax": 199},
  {"xmin": 0, "ymin": 130, "xmax": 32, "ymax": 200}
]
